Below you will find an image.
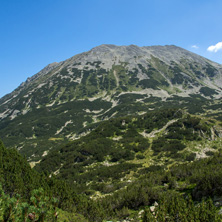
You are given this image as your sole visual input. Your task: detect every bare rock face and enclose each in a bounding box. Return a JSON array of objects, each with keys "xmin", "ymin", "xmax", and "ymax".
[{"xmin": 0, "ymin": 44, "xmax": 222, "ymax": 160}]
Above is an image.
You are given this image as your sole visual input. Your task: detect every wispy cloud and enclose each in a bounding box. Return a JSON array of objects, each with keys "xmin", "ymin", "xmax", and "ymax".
[
  {"xmin": 207, "ymin": 42, "xmax": 222, "ymax": 52},
  {"xmin": 191, "ymin": 45, "xmax": 199, "ymax": 49}
]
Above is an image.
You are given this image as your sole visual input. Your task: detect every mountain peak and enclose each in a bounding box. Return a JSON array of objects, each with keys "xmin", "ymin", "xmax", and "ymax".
[{"xmin": 80, "ymin": 44, "xmax": 220, "ymax": 67}]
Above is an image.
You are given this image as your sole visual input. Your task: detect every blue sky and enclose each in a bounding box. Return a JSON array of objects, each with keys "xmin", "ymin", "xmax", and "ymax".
[{"xmin": 0, "ymin": 0, "xmax": 222, "ymax": 98}]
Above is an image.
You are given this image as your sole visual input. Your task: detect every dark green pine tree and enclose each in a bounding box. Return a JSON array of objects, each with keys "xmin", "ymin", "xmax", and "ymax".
[{"xmin": 142, "ymin": 208, "xmax": 156, "ymax": 222}]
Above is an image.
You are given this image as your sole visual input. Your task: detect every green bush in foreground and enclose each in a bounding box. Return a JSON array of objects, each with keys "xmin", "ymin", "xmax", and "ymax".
[{"xmin": 0, "ymin": 184, "xmax": 58, "ymax": 222}]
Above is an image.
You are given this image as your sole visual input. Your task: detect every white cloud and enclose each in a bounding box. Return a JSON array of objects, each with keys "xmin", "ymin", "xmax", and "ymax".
[
  {"xmin": 191, "ymin": 45, "xmax": 199, "ymax": 49},
  {"xmin": 207, "ymin": 42, "xmax": 222, "ymax": 52}
]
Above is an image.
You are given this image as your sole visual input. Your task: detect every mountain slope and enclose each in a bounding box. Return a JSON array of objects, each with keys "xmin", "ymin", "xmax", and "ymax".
[
  {"xmin": 0, "ymin": 140, "xmax": 107, "ymax": 221},
  {"xmin": 34, "ymin": 109, "xmax": 222, "ymax": 196},
  {"xmin": 1, "ymin": 44, "xmax": 222, "ymax": 161},
  {"xmin": 2, "ymin": 135, "xmax": 222, "ymax": 221}
]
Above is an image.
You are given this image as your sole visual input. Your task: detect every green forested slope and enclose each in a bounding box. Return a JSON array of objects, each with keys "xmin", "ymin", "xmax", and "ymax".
[
  {"xmin": 35, "ymin": 109, "xmax": 221, "ymax": 195},
  {"xmin": 2, "ymin": 137, "xmax": 222, "ymax": 221},
  {"xmin": 0, "ymin": 140, "xmax": 106, "ymax": 221},
  {"xmin": 99, "ymin": 150, "xmax": 222, "ymax": 221}
]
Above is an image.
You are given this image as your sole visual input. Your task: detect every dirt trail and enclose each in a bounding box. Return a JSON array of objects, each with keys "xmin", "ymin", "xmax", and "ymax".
[
  {"xmin": 140, "ymin": 119, "xmax": 178, "ymax": 138},
  {"xmin": 113, "ymin": 70, "xmax": 119, "ymax": 87}
]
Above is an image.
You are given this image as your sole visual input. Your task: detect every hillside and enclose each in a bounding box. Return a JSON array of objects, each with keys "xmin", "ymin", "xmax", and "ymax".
[
  {"xmin": 0, "ymin": 44, "xmax": 222, "ymax": 161},
  {"xmin": 1, "ymin": 133, "xmax": 222, "ymax": 221},
  {"xmin": 35, "ymin": 109, "xmax": 222, "ymax": 195},
  {"xmin": 0, "ymin": 140, "xmax": 107, "ymax": 221}
]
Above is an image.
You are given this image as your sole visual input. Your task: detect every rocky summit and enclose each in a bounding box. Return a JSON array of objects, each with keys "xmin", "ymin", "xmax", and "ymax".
[{"xmin": 0, "ymin": 44, "xmax": 222, "ymax": 161}]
